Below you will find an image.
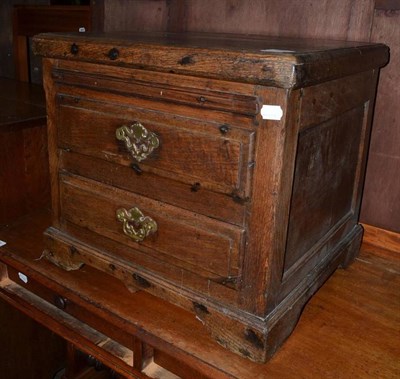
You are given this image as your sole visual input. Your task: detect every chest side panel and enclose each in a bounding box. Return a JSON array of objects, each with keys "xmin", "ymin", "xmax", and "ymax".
[{"xmin": 281, "ymin": 70, "xmax": 378, "ymax": 294}]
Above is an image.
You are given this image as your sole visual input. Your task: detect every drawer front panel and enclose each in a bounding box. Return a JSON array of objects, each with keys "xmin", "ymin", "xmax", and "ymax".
[
  {"xmin": 57, "ymin": 95, "xmax": 254, "ymax": 198},
  {"xmin": 59, "ymin": 174, "xmax": 242, "ymax": 278},
  {"xmin": 60, "ymin": 151, "xmax": 246, "ymax": 226},
  {"xmin": 53, "ymin": 66, "xmax": 260, "ymax": 116}
]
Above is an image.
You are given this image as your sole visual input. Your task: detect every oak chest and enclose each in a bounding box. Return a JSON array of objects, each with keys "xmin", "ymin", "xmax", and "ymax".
[{"xmin": 33, "ymin": 32, "xmax": 388, "ymax": 362}]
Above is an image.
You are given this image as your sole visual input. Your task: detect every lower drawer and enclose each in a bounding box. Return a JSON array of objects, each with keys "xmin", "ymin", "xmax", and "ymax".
[{"xmin": 58, "ymin": 173, "xmax": 243, "ymax": 280}]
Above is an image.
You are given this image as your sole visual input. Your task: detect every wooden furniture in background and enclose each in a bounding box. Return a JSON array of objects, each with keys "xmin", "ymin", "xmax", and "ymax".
[
  {"xmin": 0, "ymin": 77, "xmax": 66, "ymax": 379},
  {"xmin": 0, "ymin": 76, "xmax": 117, "ymax": 379},
  {"xmin": 32, "ymin": 32, "xmax": 388, "ymax": 363},
  {"xmin": 0, "ymin": 78, "xmax": 49, "ymax": 225},
  {"xmin": 12, "ymin": 5, "xmax": 91, "ymax": 82},
  {"xmin": 0, "ymin": 297, "xmax": 66, "ymax": 379}
]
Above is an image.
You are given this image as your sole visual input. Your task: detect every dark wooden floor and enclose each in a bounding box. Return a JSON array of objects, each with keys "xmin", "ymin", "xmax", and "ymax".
[{"xmin": 261, "ymin": 241, "xmax": 400, "ymax": 379}]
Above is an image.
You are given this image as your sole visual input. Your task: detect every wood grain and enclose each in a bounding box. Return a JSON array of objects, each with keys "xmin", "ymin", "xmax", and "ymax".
[
  {"xmin": 375, "ymin": 0, "xmax": 400, "ymax": 10},
  {"xmin": 32, "ymin": 33, "xmax": 388, "ymax": 88},
  {"xmin": 104, "ymin": 0, "xmax": 168, "ymax": 32},
  {"xmin": 100, "ymin": 0, "xmax": 375, "ymax": 42},
  {"xmin": 170, "ymin": 0, "xmax": 375, "ymax": 41},
  {"xmin": 286, "ymin": 107, "xmax": 364, "ymax": 271},
  {"xmin": 363, "ymin": 223, "xmax": 400, "ymax": 253},
  {"xmin": 299, "ymin": 71, "xmax": 375, "ymax": 130},
  {"xmin": 239, "ymin": 87, "xmax": 299, "ymax": 315}
]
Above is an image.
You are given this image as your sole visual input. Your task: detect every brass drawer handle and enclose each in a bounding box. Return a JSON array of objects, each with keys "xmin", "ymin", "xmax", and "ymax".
[
  {"xmin": 116, "ymin": 122, "xmax": 159, "ymax": 162},
  {"xmin": 116, "ymin": 207, "xmax": 157, "ymax": 242}
]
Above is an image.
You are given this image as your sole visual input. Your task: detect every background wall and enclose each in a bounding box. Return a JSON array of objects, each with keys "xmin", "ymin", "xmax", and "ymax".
[{"xmin": 361, "ymin": 4, "xmax": 400, "ymax": 232}]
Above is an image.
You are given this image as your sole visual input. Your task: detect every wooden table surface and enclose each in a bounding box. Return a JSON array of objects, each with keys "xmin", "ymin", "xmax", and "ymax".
[
  {"xmin": 0, "ymin": 210, "xmax": 399, "ymax": 378},
  {"xmin": 0, "ymin": 77, "xmax": 45, "ymax": 129}
]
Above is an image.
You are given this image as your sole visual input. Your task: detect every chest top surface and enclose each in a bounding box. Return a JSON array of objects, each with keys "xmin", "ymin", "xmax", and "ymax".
[{"xmin": 33, "ymin": 31, "xmax": 389, "ymax": 88}]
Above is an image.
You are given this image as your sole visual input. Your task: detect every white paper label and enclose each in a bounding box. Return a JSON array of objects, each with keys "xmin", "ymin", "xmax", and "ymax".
[
  {"xmin": 18, "ymin": 272, "xmax": 28, "ymax": 284},
  {"xmin": 261, "ymin": 105, "xmax": 283, "ymax": 121},
  {"xmin": 0, "ymin": 240, "xmax": 6, "ymax": 247}
]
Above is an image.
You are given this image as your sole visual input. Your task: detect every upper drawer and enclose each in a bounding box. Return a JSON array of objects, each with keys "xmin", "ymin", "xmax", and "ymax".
[{"xmin": 56, "ymin": 93, "xmax": 255, "ymax": 198}]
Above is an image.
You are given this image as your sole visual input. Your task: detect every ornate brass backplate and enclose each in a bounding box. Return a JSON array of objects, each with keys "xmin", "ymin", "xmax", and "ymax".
[
  {"xmin": 116, "ymin": 207, "xmax": 157, "ymax": 242},
  {"xmin": 115, "ymin": 122, "xmax": 159, "ymax": 162}
]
